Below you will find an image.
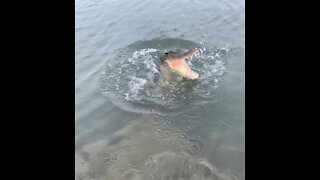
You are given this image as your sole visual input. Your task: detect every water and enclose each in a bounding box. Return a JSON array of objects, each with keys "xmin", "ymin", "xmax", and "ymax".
[{"xmin": 76, "ymin": 0, "xmax": 244, "ymax": 179}]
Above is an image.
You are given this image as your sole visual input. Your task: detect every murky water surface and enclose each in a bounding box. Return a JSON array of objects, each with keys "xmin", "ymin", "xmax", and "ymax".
[{"xmin": 76, "ymin": 0, "xmax": 244, "ymax": 179}]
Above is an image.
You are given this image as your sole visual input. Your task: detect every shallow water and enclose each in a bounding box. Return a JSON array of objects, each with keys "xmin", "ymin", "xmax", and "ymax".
[{"xmin": 76, "ymin": 0, "xmax": 244, "ymax": 179}]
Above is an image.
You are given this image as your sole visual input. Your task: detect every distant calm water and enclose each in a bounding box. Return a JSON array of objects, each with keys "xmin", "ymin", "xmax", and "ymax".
[{"xmin": 76, "ymin": 0, "xmax": 244, "ymax": 179}]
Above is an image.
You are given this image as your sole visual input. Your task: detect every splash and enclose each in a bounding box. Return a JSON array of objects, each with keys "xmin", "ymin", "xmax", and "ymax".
[
  {"xmin": 100, "ymin": 38, "xmax": 231, "ymax": 114},
  {"xmin": 126, "ymin": 76, "xmax": 147, "ymax": 101}
]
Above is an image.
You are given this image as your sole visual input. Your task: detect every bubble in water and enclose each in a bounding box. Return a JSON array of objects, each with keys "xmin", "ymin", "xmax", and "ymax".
[
  {"xmin": 154, "ymin": 125, "xmax": 174, "ymax": 141},
  {"xmin": 104, "ymin": 154, "xmax": 112, "ymax": 164},
  {"xmin": 186, "ymin": 138, "xmax": 205, "ymax": 158},
  {"xmin": 142, "ymin": 151, "xmax": 235, "ymax": 180},
  {"xmin": 114, "ymin": 150, "xmax": 126, "ymax": 159},
  {"xmin": 166, "ymin": 119, "xmax": 174, "ymax": 125},
  {"xmin": 124, "ymin": 120, "xmax": 134, "ymax": 126},
  {"xmin": 111, "ymin": 155, "xmax": 117, "ymax": 161}
]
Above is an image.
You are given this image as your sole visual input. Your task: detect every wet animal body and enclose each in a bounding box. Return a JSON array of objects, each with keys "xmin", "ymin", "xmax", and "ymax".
[{"xmin": 159, "ymin": 49, "xmax": 198, "ymax": 81}]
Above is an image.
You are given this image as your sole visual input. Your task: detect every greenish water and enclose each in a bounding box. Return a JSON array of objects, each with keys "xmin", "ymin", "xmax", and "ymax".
[{"xmin": 76, "ymin": 0, "xmax": 244, "ymax": 179}]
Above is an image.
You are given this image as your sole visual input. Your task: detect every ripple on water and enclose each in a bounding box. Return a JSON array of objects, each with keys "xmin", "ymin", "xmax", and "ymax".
[
  {"xmin": 121, "ymin": 112, "xmax": 140, "ymax": 127},
  {"xmin": 100, "ymin": 38, "xmax": 232, "ymax": 115},
  {"xmin": 103, "ymin": 149, "xmax": 127, "ymax": 166},
  {"xmin": 143, "ymin": 151, "xmax": 236, "ymax": 180},
  {"xmin": 123, "ymin": 168, "xmax": 151, "ymax": 180},
  {"xmin": 186, "ymin": 137, "xmax": 205, "ymax": 158},
  {"xmin": 154, "ymin": 127, "xmax": 174, "ymax": 141},
  {"xmin": 103, "ymin": 153, "xmax": 112, "ymax": 164}
]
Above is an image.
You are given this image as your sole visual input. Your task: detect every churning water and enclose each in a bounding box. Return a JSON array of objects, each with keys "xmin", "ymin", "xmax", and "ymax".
[
  {"xmin": 76, "ymin": 0, "xmax": 244, "ymax": 179},
  {"xmin": 100, "ymin": 38, "xmax": 232, "ymax": 114}
]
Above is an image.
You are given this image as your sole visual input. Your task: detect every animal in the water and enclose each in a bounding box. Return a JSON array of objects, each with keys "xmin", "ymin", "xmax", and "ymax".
[{"xmin": 159, "ymin": 49, "xmax": 198, "ymax": 81}]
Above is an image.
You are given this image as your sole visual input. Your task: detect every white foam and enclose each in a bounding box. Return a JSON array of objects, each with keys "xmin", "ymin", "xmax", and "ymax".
[
  {"xmin": 129, "ymin": 48, "xmax": 158, "ymax": 65},
  {"xmin": 143, "ymin": 58, "xmax": 159, "ymax": 74},
  {"xmin": 124, "ymin": 93, "xmax": 130, "ymax": 101},
  {"xmin": 132, "ymin": 48, "xmax": 158, "ymax": 58},
  {"xmin": 210, "ymin": 60, "xmax": 226, "ymax": 76},
  {"xmin": 128, "ymin": 76, "xmax": 147, "ymax": 100},
  {"xmin": 128, "ymin": 57, "xmax": 134, "ymax": 63},
  {"xmin": 221, "ymin": 46, "xmax": 230, "ymax": 52},
  {"xmin": 139, "ymin": 48, "xmax": 158, "ymax": 55},
  {"xmin": 102, "ymin": 45, "xmax": 229, "ymax": 110}
]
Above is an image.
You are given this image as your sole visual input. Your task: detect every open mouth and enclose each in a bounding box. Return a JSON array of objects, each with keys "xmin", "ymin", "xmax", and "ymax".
[{"xmin": 165, "ymin": 50, "xmax": 199, "ymax": 79}]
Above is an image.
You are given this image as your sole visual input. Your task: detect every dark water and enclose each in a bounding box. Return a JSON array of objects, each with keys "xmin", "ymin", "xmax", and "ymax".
[{"xmin": 76, "ymin": 0, "xmax": 244, "ymax": 179}]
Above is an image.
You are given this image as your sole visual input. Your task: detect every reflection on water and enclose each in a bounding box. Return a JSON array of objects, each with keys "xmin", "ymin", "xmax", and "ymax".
[{"xmin": 76, "ymin": 0, "xmax": 244, "ymax": 179}]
